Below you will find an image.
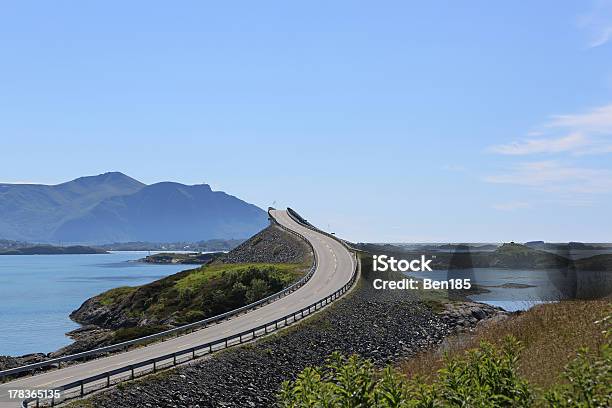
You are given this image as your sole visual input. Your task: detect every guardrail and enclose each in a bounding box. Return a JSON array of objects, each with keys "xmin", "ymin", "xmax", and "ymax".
[
  {"xmin": 286, "ymin": 207, "xmax": 357, "ymax": 251},
  {"xmin": 1, "ymin": 209, "xmax": 316, "ymax": 384},
  {"xmin": 20, "ymin": 208, "xmax": 359, "ymax": 408}
]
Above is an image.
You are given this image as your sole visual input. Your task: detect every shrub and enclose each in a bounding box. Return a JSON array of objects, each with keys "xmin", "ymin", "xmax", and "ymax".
[
  {"xmin": 435, "ymin": 336, "xmax": 533, "ymax": 407},
  {"xmin": 247, "ymin": 278, "xmax": 271, "ymax": 303},
  {"xmin": 543, "ymin": 345, "xmax": 611, "ymax": 407},
  {"xmin": 279, "ymin": 338, "xmax": 533, "ymax": 407},
  {"xmin": 112, "ymin": 325, "xmax": 169, "ymax": 343},
  {"xmin": 278, "ymin": 333, "xmax": 611, "ymax": 408},
  {"xmin": 543, "ymin": 314, "xmax": 612, "ymax": 408}
]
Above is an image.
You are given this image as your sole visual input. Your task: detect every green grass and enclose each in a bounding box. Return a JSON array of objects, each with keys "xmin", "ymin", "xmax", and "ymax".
[
  {"xmin": 399, "ymin": 300, "xmax": 610, "ymax": 389},
  {"xmin": 112, "ymin": 325, "xmax": 170, "ymax": 343},
  {"xmin": 98, "ymin": 286, "xmax": 136, "ymax": 306},
  {"xmin": 174, "ymin": 262, "xmax": 304, "ymax": 293},
  {"xmin": 93, "ymin": 262, "xmax": 308, "ymax": 327}
]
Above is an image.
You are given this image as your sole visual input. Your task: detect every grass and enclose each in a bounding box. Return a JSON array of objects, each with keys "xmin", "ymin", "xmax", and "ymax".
[
  {"xmin": 173, "ymin": 262, "xmax": 305, "ymax": 293},
  {"xmin": 399, "ymin": 299, "xmax": 610, "ymax": 389},
  {"xmin": 112, "ymin": 325, "xmax": 170, "ymax": 343},
  {"xmin": 92, "ymin": 262, "xmax": 309, "ymax": 328},
  {"xmin": 98, "ymin": 286, "xmax": 136, "ymax": 306}
]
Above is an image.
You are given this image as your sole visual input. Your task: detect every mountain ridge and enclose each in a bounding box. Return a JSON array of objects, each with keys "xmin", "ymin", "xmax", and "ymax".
[{"xmin": 0, "ymin": 172, "xmax": 268, "ymax": 243}]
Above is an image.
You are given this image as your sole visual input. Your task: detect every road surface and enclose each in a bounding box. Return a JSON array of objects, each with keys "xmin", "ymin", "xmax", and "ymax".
[{"xmin": 0, "ymin": 209, "xmax": 355, "ymax": 407}]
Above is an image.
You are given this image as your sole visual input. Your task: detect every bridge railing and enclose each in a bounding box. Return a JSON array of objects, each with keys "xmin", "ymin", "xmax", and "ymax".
[
  {"xmin": 286, "ymin": 207, "xmax": 360, "ymax": 252},
  {"xmin": 1, "ymin": 209, "xmax": 316, "ymax": 384},
  {"xmin": 20, "ymin": 209, "xmax": 360, "ymax": 408}
]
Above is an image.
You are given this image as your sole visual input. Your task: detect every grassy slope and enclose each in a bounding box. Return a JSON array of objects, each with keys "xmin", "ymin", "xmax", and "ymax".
[
  {"xmin": 92, "ymin": 262, "xmax": 308, "ymax": 341},
  {"xmin": 399, "ymin": 299, "xmax": 610, "ymax": 389}
]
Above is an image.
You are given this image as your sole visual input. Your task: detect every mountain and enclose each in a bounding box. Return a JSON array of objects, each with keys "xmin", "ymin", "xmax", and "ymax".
[
  {"xmin": 0, "ymin": 172, "xmax": 144, "ymax": 242},
  {"xmin": 0, "ymin": 173, "xmax": 269, "ymax": 243}
]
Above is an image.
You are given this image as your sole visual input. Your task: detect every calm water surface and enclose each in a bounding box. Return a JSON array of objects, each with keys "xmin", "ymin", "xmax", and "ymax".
[
  {"xmin": 0, "ymin": 252, "xmax": 189, "ymax": 356},
  {"xmin": 408, "ymin": 267, "xmax": 612, "ymax": 311}
]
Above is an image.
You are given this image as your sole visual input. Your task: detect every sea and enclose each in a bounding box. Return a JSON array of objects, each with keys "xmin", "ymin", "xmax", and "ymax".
[
  {"xmin": 408, "ymin": 267, "xmax": 612, "ymax": 312},
  {"xmin": 0, "ymin": 252, "xmax": 189, "ymax": 357}
]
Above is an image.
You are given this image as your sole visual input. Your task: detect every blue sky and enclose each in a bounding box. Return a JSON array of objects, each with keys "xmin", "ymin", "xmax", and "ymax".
[{"xmin": 1, "ymin": 1, "xmax": 611, "ymax": 242}]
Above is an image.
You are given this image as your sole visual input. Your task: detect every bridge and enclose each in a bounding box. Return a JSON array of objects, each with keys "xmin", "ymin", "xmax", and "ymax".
[{"xmin": 0, "ymin": 209, "xmax": 358, "ymax": 407}]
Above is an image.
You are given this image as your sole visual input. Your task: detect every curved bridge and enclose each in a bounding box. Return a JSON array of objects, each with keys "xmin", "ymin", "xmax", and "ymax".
[{"xmin": 0, "ymin": 209, "xmax": 357, "ymax": 407}]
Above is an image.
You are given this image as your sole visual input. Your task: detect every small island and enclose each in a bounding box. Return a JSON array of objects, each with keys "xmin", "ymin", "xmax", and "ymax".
[
  {"xmin": 138, "ymin": 252, "xmax": 225, "ymax": 265},
  {"xmin": 0, "ymin": 245, "xmax": 108, "ymax": 255}
]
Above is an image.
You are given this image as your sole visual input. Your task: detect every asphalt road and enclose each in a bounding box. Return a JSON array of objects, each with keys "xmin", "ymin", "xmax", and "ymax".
[{"xmin": 0, "ymin": 209, "xmax": 355, "ymax": 407}]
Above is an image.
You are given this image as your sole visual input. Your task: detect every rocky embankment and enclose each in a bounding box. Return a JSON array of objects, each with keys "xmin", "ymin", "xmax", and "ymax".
[
  {"xmin": 219, "ymin": 224, "xmax": 311, "ymax": 264},
  {"xmin": 75, "ymin": 272, "xmax": 507, "ymax": 408},
  {"xmin": 0, "ymin": 354, "xmax": 47, "ymax": 371}
]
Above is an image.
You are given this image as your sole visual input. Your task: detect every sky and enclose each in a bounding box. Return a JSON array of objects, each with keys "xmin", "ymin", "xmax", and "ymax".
[{"xmin": 1, "ymin": 1, "xmax": 611, "ymax": 243}]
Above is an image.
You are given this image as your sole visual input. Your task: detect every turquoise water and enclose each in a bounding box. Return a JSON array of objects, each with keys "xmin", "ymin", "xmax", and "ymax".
[{"xmin": 0, "ymin": 252, "xmax": 189, "ymax": 357}]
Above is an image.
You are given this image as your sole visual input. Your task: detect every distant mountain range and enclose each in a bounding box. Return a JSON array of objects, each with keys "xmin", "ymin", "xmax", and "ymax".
[{"xmin": 0, "ymin": 172, "xmax": 269, "ymax": 244}]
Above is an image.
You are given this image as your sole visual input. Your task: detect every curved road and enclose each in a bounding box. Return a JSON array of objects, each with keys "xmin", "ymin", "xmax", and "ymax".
[{"xmin": 0, "ymin": 209, "xmax": 355, "ymax": 407}]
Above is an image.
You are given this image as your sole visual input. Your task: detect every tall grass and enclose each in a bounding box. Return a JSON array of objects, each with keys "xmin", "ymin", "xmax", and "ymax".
[{"xmin": 399, "ymin": 300, "xmax": 610, "ymax": 389}]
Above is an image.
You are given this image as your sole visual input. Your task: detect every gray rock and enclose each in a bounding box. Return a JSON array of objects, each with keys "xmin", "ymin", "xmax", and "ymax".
[
  {"xmin": 82, "ymin": 275, "xmax": 506, "ymax": 408},
  {"xmin": 219, "ymin": 225, "xmax": 312, "ymax": 265}
]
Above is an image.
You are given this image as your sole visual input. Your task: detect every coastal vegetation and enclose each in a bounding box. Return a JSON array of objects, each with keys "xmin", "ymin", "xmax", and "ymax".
[
  {"xmin": 73, "ymin": 262, "xmax": 308, "ymax": 331},
  {"xmin": 278, "ymin": 301, "xmax": 611, "ymax": 407},
  {"xmin": 278, "ymin": 334, "xmax": 610, "ymax": 407},
  {"xmin": 399, "ymin": 300, "xmax": 610, "ymax": 389}
]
